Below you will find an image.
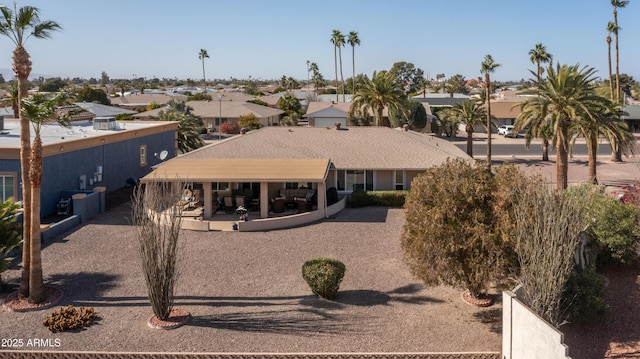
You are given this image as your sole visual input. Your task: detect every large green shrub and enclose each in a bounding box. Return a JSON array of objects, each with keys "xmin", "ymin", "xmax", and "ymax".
[
  {"xmin": 567, "ymin": 184, "xmax": 640, "ymax": 265},
  {"xmin": 562, "ymin": 267, "xmax": 609, "ymax": 324},
  {"xmin": 302, "ymin": 258, "xmax": 346, "ymax": 300}
]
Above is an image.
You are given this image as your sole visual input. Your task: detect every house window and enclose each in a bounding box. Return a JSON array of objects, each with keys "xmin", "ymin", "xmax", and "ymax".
[
  {"xmin": 139, "ymin": 145, "xmax": 147, "ymax": 167},
  {"xmin": 0, "ymin": 174, "xmax": 16, "ymax": 201},
  {"xmin": 285, "ymin": 182, "xmax": 299, "ymax": 189},
  {"xmin": 337, "ymin": 170, "xmax": 373, "ymax": 191},
  {"xmin": 395, "ymin": 170, "xmax": 405, "ymax": 190},
  {"xmin": 213, "ymin": 182, "xmax": 229, "ymax": 191}
]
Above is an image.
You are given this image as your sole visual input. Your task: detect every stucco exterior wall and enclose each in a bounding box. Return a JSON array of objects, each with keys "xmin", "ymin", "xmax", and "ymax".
[
  {"xmin": 502, "ymin": 288, "xmax": 571, "ymax": 359},
  {"xmin": 406, "ymin": 170, "xmax": 423, "ymax": 190}
]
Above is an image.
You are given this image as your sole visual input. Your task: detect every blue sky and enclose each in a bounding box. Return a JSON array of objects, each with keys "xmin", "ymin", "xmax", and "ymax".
[{"xmin": 1, "ymin": 0, "xmax": 638, "ymax": 82}]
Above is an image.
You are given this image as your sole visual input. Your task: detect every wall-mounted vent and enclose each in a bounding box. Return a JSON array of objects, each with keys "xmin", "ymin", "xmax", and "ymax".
[{"xmin": 92, "ymin": 116, "xmax": 117, "ymax": 131}]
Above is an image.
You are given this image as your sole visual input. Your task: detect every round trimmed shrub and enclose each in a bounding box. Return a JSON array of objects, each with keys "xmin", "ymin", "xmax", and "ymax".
[{"xmin": 302, "ymin": 258, "xmax": 346, "ymax": 300}]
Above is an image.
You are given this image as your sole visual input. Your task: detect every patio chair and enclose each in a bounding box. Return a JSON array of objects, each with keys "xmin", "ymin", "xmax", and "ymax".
[
  {"xmin": 177, "ymin": 188, "xmax": 193, "ymax": 208},
  {"xmin": 189, "ymin": 189, "xmax": 201, "ymax": 208},
  {"xmin": 223, "ymin": 196, "xmax": 234, "ymax": 213},
  {"xmin": 271, "ymin": 198, "xmax": 286, "ymax": 213},
  {"xmin": 235, "ymin": 196, "xmax": 245, "ymax": 208}
]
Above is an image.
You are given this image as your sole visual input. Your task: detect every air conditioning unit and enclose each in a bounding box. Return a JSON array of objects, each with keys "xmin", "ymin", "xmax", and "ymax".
[{"xmin": 92, "ymin": 116, "xmax": 117, "ymax": 131}]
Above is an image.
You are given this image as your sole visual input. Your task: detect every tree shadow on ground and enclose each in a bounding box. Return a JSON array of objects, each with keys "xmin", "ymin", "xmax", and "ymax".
[
  {"xmin": 472, "ymin": 308, "xmax": 502, "ymax": 335},
  {"xmin": 46, "ymin": 272, "xmax": 120, "ymax": 305}
]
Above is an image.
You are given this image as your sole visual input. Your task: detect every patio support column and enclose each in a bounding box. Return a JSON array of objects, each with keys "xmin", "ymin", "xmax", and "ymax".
[
  {"xmin": 260, "ymin": 182, "xmax": 269, "ymax": 218},
  {"xmin": 203, "ymin": 182, "xmax": 213, "ymax": 218},
  {"xmin": 316, "ymin": 182, "xmax": 327, "ymax": 218}
]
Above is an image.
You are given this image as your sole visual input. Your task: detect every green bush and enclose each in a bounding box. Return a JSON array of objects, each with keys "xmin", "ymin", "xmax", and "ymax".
[
  {"xmin": 302, "ymin": 258, "xmax": 346, "ymax": 300},
  {"xmin": 349, "ymin": 190, "xmax": 406, "ymax": 208},
  {"xmin": 198, "ymin": 126, "xmax": 208, "ymax": 134},
  {"xmin": 43, "ymin": 306, "xmax": 99, "ymax": 333},
  {"xmin": 562, "ymin": 267, "xmax": 609, "ymax": 324},
  {"xmin": 567, "ymin": 184, "xmax": 640, "ymax": 265}
]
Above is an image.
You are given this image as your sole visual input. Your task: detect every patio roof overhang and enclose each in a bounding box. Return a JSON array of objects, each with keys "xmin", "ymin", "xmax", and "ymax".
[{"xmin": 141, "ymin": 158, "xmax": 332, "ymax": 183}]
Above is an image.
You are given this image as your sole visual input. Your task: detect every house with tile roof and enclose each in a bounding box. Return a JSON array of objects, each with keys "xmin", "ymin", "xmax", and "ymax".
[
  {"xmin": 142, "ymin": 126, "xmax": 470, "ymax": 230},
  {"xmin": 133, "ymin": 100, "xmax": 284, "ymax": 129}
]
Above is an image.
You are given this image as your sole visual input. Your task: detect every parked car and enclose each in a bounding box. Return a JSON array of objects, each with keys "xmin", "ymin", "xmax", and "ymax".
[{"xmin": 498, "ymin": 125, "xmax": 516, "ymax": 137}]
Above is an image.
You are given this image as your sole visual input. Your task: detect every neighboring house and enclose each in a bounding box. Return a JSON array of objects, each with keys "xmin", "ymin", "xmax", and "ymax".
[
  {"xmin": 0, "ymin": 118, "xmax": 178, "ymax": 217},
  {"xmin": 74, "ymin": 102, "xmax": 137, "ymax": 117},
  {"xmin": 133, "ymin": 100, "xmax": 284, "ymax": 129},
  {"xmin": 412, "ymin": 93, "xmax": 470, "ymax": 107},
  {"xmin": 303, "ymin": 102, "xmax": 352, "ymax": 127},
  {"xmin": 110, "ymin": 93, "xmax": 187, "ymax": 111},
  {"xmin": 143, "ymin": 126, "xmax": 470, "ymax": 221},
  {"xmin": 623, "ymin": 104, "xmax": 640, "ymax": 133}
]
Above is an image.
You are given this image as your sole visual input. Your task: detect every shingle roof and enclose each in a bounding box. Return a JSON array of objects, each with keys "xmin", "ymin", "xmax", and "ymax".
[
  {"xmin": 133, "ymin": 100, "xmax": 284, "ymax": 119},
  {"xmin": 181, "ymin": 126, "xmax": 470, "ymax": 170},
  {"xmin": 74, "ymin": 102, "xmax": 137, "ymax": 117}
]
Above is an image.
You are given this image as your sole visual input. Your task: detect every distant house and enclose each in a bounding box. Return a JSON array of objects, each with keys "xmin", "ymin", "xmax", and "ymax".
[
  {"xmin": 303, "ymin": 102, "xmax": 352, "ymax": 127},
  {"xmin": 110, "ymin": 93, "xmax": 187, "ymax": 111},
  {"xmin": 0, "ymin": 118, "xmax": 177, "ymax": 217},
  {"xmin": 133, "ymin": 100, "xmax": 284, "ymax": 129},
  {"xmin": 74, "ymin": 102, "xmax": 137, "ymax": 117},
  {"xmin": 623, "ymin": 105, "xmax": 640, "ymax": 133}
]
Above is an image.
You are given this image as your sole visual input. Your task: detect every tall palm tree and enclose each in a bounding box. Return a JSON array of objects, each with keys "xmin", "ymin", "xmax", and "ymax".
[
  {"xmin": 443, "ymin": 99, "xmax": 487, "ymax": 157},
  {"xmin": 516, "ymin": 64, "xmax": 607, "ymax": 190},
  {"xmin": 331, "ymin": 30, "xmax": 345, "ymax": 102},
  {"xmin": 21, "ymin": 93, "xmax": 69, "ymax": 303},
  {"xmin": 158, "ymin": 100, "xmax": 204, "ymax": 153},
  {"xmin": 528, "ymin": 43, "xmax": 553, "ymax": 85},
  {"xmin": 347, "ymin": 31, "xmax": 360, "ymax": 95},
  {"xmin": 480, "ymin": 54, "xmax": 500, "ymax": 170},
  {"xmin": 349, "ymin": 71, "xmax": 407, "ymax": 127},
  {"xmin": 0, "ymin": 3, "xmax": 61, "ymax": 300},
  {"xmin": 570, "ymin": 104, "xmax": 632, "ymax": 183},
  {"xmin": 606, "ymin": 22, "xmax": 617, "ymax": 99},
  {"xmin": 436, "ymin": 73, "xmax": 445, "ymax": 93},
  {"xmin": 611, "ymin": 0, "xmax": 628, "ymax": 104},
  {"xmin": 198, "ymin": 49, "xmax": 209, "ymax": 93},
  {"xmin": 330, "ymin": 29, "xmax": 342, "ymax": 103},
  {"xmin": 309, "ymin": 62, "xmax": 320, "ymax": 93}
]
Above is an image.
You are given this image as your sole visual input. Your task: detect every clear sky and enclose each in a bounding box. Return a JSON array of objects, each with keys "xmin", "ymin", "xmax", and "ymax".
[{"xmin": 1, "ymin": 0, "xmax": 638, "ymax": 83}]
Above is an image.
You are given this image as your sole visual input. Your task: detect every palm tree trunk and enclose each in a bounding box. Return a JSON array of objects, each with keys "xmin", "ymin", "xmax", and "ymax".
[
  {"xmin": 587, "ymin": 136, "xmax": 598, "ymax": 184},
  {"xmin": 202, "ymin": 59, "xmax": 207, "ymax": 93},
  {"xmin": 466, "ymin": 127, "xmax": 474, "ymax": 157},
  {"xmin": 351, "ymin": 46, "xmax": 356, "ymax": 95},
  {"xmin": 339, "ymin": 47, "xmax": 345, "ymax": 102},
  {"xmin": 14, "ymin": 45, "xmax": 32, "ymax": 299},
  {"xmin": 334, "ymin": 46, "xmax": 339, "ymax": 103},
  {"xmin": 485, "ymin": 73, "xmax": 492, "ymax": 170},
  {"xmin": 556, "ymin": 129, "xmax": 569, "ymax": 190},
  {"xmin": 28, "ymin": 136, "xmax": 44, "ymax": 303},
  {"xmin": 607, "ymin": 35, "xmax": 614, "ymax": 99},
  {"xmin": 542, "ymin": 139, "xmax": 549, "ymax": 161},
  {"xmin": 614, "ymin": 9, "xmax": 621, "ymax": 104}
]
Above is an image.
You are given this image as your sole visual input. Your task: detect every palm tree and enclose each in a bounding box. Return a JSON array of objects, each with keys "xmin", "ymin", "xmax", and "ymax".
[
  {"xmin": 570, "ymin": 104, "xmax": 632, "ymax": 183},
  {"xmin": 349, "ymin": 71, "xmax": 407, "ymax": 127},
  {"xmin": 347, "ymin": 31, "xmax": 360, "ymax": 95},
  {"xmin": 21, "ymin": 93, "xmax": 69, "ymax": 303},
  {"xmin": 198, "ymin": 49, "xmax": 209, "ymax": 93},
  {"xmin": 158, "ymin": 100, "xmax": 204, "ymax": 153},
  {"xmin": 331, "ymin": 30, "xmax": 344, "ymax": 102},
  {"xmin": 443, "ymin": 99, "xmax": 487, "ymax": 157},
  {"xmin": 606, "ymin": 22, "xmax": 617, "ymax": 99},
  {"xmin": 0, "ymin": 3, "xmax": 61, "ymax": 300},
  {"xmin": 528, "ymin": 43, "xmax": 553, "ymax": 85},
  {"xmin": 436, "ymin": 73, "xmax": 445, "ymax": 93},
  {"xmin": 309, "ymin": 62, "xmax": 320, "ymax": 93},
  {"xmin": 480, "ymin": 54, "xmax": 500, "ymax": 170},
  {"xmin": 516, "ymin": 64, "xmax": 608, "ymax": 190},
  {"xmin": 611, "ymin": 0, "xmax": 628, "ymax": 104}
]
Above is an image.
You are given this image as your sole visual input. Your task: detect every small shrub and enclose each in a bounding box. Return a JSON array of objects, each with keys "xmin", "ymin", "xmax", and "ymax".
[
  {"xmin": 349, "ymin": 190, "xmax": 407, "ymax": 208},
  {"xmin": 562, "ymin": 267, "xmax": 609, "ymax": 324},
  {"xmin": 43, "ymin": 305, "xmax": 99, "ymax": 333},
  {"xmin": 198, "ymin": 126, "xmax": 208, "ymax": 134},
  {"xmin": 220, "ymin": 122, "xmax": 239, "ymax": 134},
  {"xmin": 302, "ymin": 258, "xmax": 346, "ymax": 300}
]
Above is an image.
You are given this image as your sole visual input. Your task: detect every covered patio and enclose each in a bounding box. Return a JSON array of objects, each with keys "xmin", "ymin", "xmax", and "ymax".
[{"xmin": 141, "ymin": 158, "xmax": 344, "ymax": 231}]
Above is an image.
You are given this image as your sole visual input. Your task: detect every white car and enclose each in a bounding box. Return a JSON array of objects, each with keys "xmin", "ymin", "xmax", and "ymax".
[{"xmin": 498, "ymin": 125, "xmax": 516, "ymax": 137}]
